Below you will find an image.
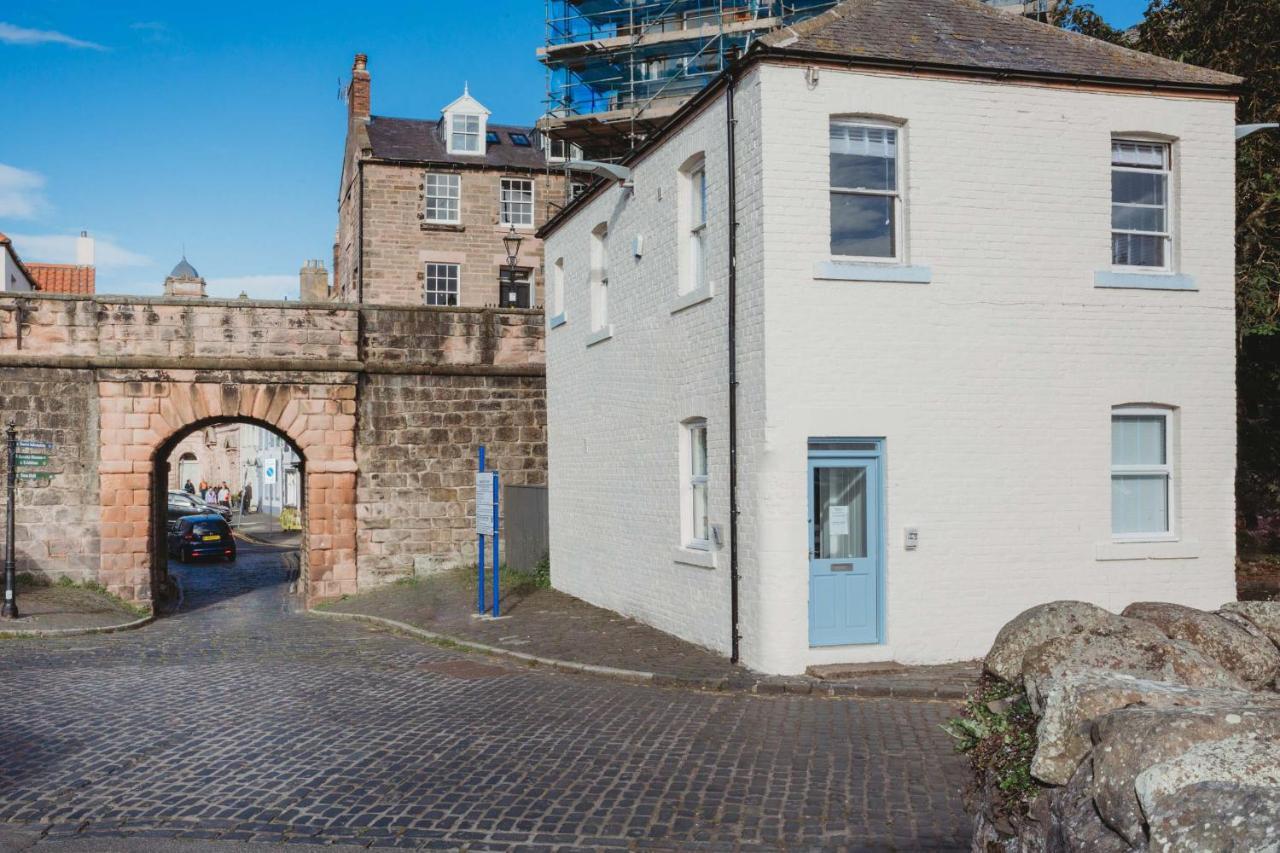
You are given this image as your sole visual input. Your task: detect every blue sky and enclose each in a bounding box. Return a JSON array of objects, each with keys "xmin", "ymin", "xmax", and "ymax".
[{"xmin": 1, "ymin": 0, "xmax": 1147, "ymax": 298}]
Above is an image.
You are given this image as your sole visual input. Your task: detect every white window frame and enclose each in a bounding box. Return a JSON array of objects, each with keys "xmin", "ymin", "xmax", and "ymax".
[
  {"xmin": 1111, "ymin": 138, "xmax": 1173, "ymax": 272},
  {"xmin": 500, "ymin": 177, "xmax": 535, "ymax": 228},
  {"xmin": 449, "ymin": 113, "xmax": 481, "ymax": 154},
  {"xmin": 678, "ymin": 155, "xmax": 708, "ymax": 296},
  {"xmin": 682, "ymin": 419, "xmax": 710, "ymax": 550},
  {"xmin": 1111, "ymin": 406, "xmax": 1176, "ymax": 542},
  {"xmin": 590, "ymin": 223, "xmax": 609, "ymax": 332},
  {"xmin": 424, "ymin": 262, "xmax": 460, "ymax": 306},
  {"xmin": 829, "ymin": 118, "xmax": 903, "ymax": 263},
  {"xmin": 551, "ymin": 257, "xmax": 565, "ymax": 319},
  {"xmin": 424, "ymin": 172, "xmax": 461, "ymax": 224}
]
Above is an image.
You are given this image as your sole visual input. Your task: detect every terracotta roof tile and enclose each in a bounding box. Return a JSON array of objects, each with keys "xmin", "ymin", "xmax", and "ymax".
[
  {"xmin": 758, "ymin": 0, "xmax": 1240, "ymax": 89},
  {"xmin": 27, "ymin": 263, "xmax": 96, "ymax": 295}
]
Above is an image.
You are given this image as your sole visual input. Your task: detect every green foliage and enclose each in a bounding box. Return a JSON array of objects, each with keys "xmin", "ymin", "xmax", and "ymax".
[
  {"xmin": 943, "ymin": 675, "xmax": 1042, "ymax": 812},
  {"xmin": 505, "ymin": 555, "xmax": 552, "ymax": 595}
]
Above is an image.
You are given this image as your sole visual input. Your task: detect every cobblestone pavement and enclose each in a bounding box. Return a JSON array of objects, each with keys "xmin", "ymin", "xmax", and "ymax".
[{"xmin": 0, "ymin": 544, "xmax": 971, "ymax": 851}]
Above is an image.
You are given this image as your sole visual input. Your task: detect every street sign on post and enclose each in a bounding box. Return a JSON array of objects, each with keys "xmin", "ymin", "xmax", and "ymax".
[
  {"xmin": 16, "ymin": 472, "xmax": 51, "ymax": 482},
  {"xmin": 15, "ymin": 454, "xmax": 47, "ymax": 467},
  {"xmin": 475, "ymin": 447, "xmax": 502, "ymax": 617},
  {"xmin": 16, "ymin": 440, "xmax": 52, "ymax": 452},
  {"xmin": 475, "ymin": 473, "xmax": 496, "ymax": 536}
]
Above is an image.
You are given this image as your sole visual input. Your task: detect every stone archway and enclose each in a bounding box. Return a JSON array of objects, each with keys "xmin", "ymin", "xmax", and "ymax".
[{"xmin": 98, "ymin": 375, "xmax": 357, "ymax": 604}]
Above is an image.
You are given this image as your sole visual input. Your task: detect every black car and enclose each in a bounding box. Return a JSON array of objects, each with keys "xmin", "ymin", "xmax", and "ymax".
[
  {"xmin": 167, "ymin": 515, "xmax": 236, "ymax": 563},
  {"xmin": 167, "ymin": 490, "xmax": 232, "ymax": 526}
]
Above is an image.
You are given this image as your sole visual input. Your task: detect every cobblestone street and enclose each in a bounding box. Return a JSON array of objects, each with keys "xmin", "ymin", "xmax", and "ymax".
[{"xmin": 0, "ymin": 544, "xmax": 970, "ymax": 851}]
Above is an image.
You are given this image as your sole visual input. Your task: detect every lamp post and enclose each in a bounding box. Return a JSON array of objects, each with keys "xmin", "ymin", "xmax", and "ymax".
[{"xmin": 502, "ymin": 224, "xmax": 524, "ymax": 307}]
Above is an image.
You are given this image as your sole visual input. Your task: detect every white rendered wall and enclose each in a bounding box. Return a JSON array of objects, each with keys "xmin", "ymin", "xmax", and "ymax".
[
  {"xmin": 544, "ymin": 70, "xmax": 768, "ymax": 657},
  {"xmin": 545, "ymin": 61, "xmax": 1237, "ymax": 676},
  {"xmin": 751, "ymin": 64, "xmax": 1237, "ymax": 674},
  {"xmin": 1, "ymin": 250, "xmax": 34, "ymax": 292}
]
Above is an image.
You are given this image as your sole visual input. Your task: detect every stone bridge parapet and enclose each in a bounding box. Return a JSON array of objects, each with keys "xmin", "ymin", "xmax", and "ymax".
[{"xmin": 0, "ymin": 294, "xmax": 546, "ymax": 604}]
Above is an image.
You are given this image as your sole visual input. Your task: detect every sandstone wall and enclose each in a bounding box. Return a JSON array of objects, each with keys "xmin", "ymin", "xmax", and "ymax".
[
  {"xmin": 356, "ymin": 163, "xmax": 567, "ymax": 307},
  {"xmin": 0, "ymin": 367, "xmax": 100, "ymax": 583},
  {"xmin": 0, "ymin": 294, "xmax": 546, "ymax": 603},
  {"xmin": 356, "ymin": 374, "xmax": 546, "ymax": 585}
]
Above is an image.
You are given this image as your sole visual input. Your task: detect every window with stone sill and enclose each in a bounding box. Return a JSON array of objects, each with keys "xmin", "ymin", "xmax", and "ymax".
[{"xmin": 424, "ymin": 173, "xmax": 460, "ymax": 224}]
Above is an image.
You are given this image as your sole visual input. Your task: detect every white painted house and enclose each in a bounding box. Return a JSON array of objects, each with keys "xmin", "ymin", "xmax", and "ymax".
[
  {"xmin": 539, "ymin": 0, "xmax": 1242, "ymax": 675},
  {"xmin": 0, "ymin": 233, "xmax": 36, "ymax": 292}
]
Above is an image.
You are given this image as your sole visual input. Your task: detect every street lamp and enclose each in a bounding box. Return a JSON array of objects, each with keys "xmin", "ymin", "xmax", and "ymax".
[
  {"xmin": 502, "ymin": 224, "xmax": 525, "ymax": 308},
  {"xmin": 503, "ymin": 224, "xmax": 524, "ymax": 271}
]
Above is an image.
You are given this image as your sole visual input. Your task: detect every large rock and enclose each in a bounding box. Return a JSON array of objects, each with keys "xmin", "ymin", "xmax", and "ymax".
[
  {"xmin": 1089, "ymin": 702, "xmax": 1280, "ymax": 847},
  {"xmin": 984, "ymin": 601, "xmax": 1123, "ymax": 683},
  {"xmin": 1045, "ymin": 760, "xmax": 1128, "ymax": 853},
  {"xmin": 1145, "ymin": 780, "xmax": 1280, "ymax": 852},
  {"xmin": 1135, "ymin": 731, "xmax": 1280, "ymax": 817},
  {"xmin": 1021, "ymin": 620, "xmax": 1246, "ymax": 713},
  {"xmin": 1221, "ymin": 600, "xmax": 1280, "ymax": 649},
  {"xmin": 1123, "ymin": 601, "xmax": 1280, "ymax": 688},
  {"xmin": 1031, "ymin": 672, "xmax": 1251, "ymax": 785}
]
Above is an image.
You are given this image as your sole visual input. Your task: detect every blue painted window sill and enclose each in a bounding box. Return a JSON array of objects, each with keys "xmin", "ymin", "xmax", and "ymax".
[
  {"xmin": 548, "ymin": 312, "xmax": 567, "ymax": 329},
  {"xmin": 585, "ymin": 325, "xmax": 614, "ymax": 348},
  {"xmin": 1094, "ymin": 271, "xmax": 1197, "ymax": 291},
  {"xmin": 814, "ymin": 261, "xmax": 932, "ymax": 284}
]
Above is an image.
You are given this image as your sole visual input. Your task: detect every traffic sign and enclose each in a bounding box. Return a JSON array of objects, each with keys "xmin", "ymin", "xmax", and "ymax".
[
  {"xmin": 15, "ymin": 454, "xmax": 48, "ymax": 467},
  {"xmin": 15, "ymin": 440, "xmax": 53, "ymax": 452}
]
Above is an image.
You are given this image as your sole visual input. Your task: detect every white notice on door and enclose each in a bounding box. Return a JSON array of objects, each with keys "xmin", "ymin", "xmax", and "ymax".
[
  {"xmin": 828, "ymin": 505, "xmax": 850, "ymax": 536},
  {"xmin": 476, "ymin": 473, "xmax": 496, "ymax": 535}
]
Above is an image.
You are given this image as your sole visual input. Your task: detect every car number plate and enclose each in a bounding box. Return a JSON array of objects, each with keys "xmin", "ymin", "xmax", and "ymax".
[{"xmin": 202, "ymin": 535, "xmax": 221, "ymax": 542}]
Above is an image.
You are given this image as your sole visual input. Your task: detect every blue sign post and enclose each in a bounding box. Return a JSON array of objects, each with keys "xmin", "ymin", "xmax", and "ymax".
[{"xmin": 476, "ymin": 447, "xmax": 501, "ymax": 616}]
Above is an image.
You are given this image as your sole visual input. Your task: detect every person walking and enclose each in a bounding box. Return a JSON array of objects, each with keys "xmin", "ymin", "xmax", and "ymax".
[
  {"xmin": 183, "ymin": 479, "xmax": 195, "ymax": 495},
  {"xmin": 198, "ymin": 479, "xmax": 209, "ymax": 496},
  {"xmin": 218, "ymin": 482, "xmax": 231, "ymax": 506}
]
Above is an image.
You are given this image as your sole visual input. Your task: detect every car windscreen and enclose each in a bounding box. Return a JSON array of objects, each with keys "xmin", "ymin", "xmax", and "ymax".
[{"xmin": 191, "ymin": 521, "xmax": 229, "ymax": 537}]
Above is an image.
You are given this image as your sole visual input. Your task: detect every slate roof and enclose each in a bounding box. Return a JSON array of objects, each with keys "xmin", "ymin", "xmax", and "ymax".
[
  {"xmin": 757, "ymin": 0, "xmax": 1240, "ymax": 89},
  {"xmin": 26, "ymin": 263, "xmax": 96, "ymax": 295},
  {"xmin": 366, "ymin": 117, "xmax": 551, "ymax": 169}
]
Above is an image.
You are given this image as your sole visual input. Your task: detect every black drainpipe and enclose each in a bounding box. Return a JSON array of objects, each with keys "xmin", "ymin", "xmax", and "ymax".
[{"xmin": 725, "ymin": 73, "xmax": 741, "ymax": 664}]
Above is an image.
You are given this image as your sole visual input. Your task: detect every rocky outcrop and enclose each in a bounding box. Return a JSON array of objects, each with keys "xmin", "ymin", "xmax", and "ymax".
[
  {"xmin": 1145, "ymin": 780, "xmax": 1280, "ymax": 852},
  {"xmin": 959, "ymin": 599, "xmax": 1280, "ymax": 853},
  {"xmin": 1221, "ymin": 600, "xmax": 1280, "ymax": 648},
  {"xmin": 1091, "ymin": 703, "xmax": 1280, "ymax": 846},
  {"xmin": 1030, "ymin": 672, "xmax": 1250, "ymax": 785},
  {"xmin": 984, "ymin": 601, "xmax": 1123, "ymax": 682},
  {"xmin": 1021, "ymin": 620, "xmax": 1245, "ymax": 712},
  {"xmin": 1122, "ymin": 601, "xmax": 1280, "ymax": 688}
]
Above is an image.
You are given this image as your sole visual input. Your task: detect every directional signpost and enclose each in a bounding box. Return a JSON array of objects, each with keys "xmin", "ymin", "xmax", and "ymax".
[{"xmin": 4, "ymin": 426, "xmax": 57, "ymax": 619}]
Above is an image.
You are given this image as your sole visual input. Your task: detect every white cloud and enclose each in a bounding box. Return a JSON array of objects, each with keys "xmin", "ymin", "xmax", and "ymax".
[
  {"xmin": 6, "ymin": 232, "xmax": 151, "ymax": 268},
  {"xmin": 0, "ymin": 164, "xmax": 48, "ymax": 220},
  {"xmin": 205, "ymin": 275, "xmax": 299, "ymax": 301},
  {"xmin": 0, "ymin": 22, "xmax": 106, "ymax": 50}
]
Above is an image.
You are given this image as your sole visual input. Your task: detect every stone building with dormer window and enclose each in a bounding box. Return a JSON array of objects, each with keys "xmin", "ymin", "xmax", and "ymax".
[{"xmin": 334, "ymin": 54, "xmax": 572, "ymax": 308}]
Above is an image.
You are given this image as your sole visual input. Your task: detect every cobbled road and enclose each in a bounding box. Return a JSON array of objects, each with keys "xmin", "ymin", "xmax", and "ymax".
[{"xmin": 0, "ymin": 543, "xmax": 971, "ymax": 851}]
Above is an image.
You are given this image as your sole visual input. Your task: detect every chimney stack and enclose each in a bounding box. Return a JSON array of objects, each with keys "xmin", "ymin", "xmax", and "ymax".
[
  {"xmin": 76, "ymin": 231, "xmax": 95, "ymax": 266},
  {"xmin": 299, "ymin": 259, "xmax": 330, "ymax": 302},
  {"xmin": 348, "ymin": 53, "xmax": 370, "ymax": 124}
]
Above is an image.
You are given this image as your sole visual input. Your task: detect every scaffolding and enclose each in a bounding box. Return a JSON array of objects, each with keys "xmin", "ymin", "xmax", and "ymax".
[{"xmin": 539, "ymin": 0, "xmax": 838, "ymax": 157}]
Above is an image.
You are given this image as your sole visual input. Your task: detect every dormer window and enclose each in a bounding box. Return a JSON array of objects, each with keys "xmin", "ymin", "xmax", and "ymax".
[
  {"xmin": 450, "ymin": 114, "xmax": 481, "ymax": 153},
  {"xmin": 441, "ymin": 86, "xmax": 491, "ymax": 156}
]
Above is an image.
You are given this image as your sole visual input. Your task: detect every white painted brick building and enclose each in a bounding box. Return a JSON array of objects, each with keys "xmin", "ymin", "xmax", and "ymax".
[{"xmin": 540, "ymin": 0, "xmax": 1242, "ymax": 674}]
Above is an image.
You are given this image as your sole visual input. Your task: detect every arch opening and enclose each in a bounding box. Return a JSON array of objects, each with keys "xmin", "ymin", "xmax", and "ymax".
[{"xmin": 151, "ymin": 417, "xmax": 307, "ymax": 611}]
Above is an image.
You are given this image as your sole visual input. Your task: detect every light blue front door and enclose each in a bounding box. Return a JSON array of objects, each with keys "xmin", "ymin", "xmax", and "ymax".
[{"xmin": 808, "ymin": 447, "xmax": 882, "ymax": 646}]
